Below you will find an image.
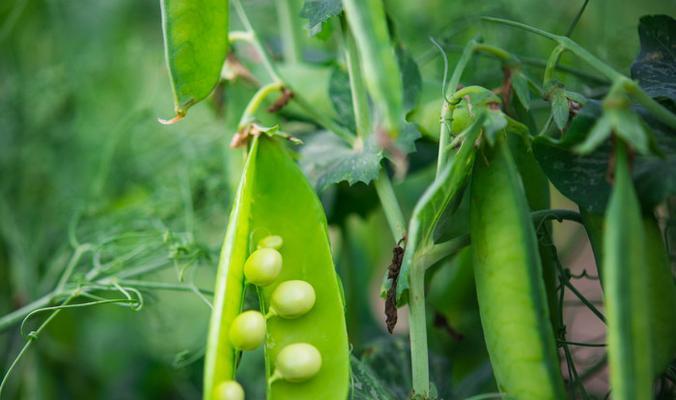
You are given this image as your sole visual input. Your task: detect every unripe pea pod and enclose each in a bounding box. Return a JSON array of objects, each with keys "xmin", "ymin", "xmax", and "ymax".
[
  {"xmin": 229, "ymin": 310, "xmax": 266, "ymax": 351},
  {"xmin": 244, "ymin": 248, "xmax": 282, "ymax": 287},
  {"xmin": 271, "ymin": 343, "xmax": 322, "ymax": 384},
  {"xmin": 268, "ymin": 280, "xmax": 316, "ymax": 319},
  {"xmin": 214, "ymin": 380, "xmax": 245, "ymax": 400}
]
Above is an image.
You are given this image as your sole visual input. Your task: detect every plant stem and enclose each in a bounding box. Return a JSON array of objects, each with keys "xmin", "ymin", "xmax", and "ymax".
[
  {"xmin": 407, "ymin": 263, "xmax": 429, "ymax": 397},
  {"xmin": 531, "ymin": 209, "xmax": 583, "ymax": 224},
  {"xmin": 238, "ymin": 82, "xmax": 285, "ymax": 129},
  {"xmin": 231, "ymin": 0, "xmax": 355, "ymax": 145},
  {"xmin": 373, "ymin": 171, "xmax": 406, "ymax": 240},
  {"xmin": 437, "ymin": 39, "xmax": 478, "ymax": 176},
  {"xmin": 275, "ymin": 0, "xmax": 303, "ymax": 63},
  {"xmin": 543, "ymin": 45, "xmax": 567, "ymax": 85},
  {"xmin": 343, "ymin": 22, "xmax": 370, "ymax": 140},
  {"xmin": 623, "ymin": 79, "xmax": 676, "ymax": 129}
]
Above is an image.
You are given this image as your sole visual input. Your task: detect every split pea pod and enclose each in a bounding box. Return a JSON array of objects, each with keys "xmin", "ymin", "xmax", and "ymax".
[
  {"xmin": 470, "ymin": 134, "xmax": 565, "ymax": 400},
  {"xmin": 160, "ymin": 0, "xmax": 229, "ymax": 119},
  {"xmin": 204, "ymin": 136, "xmax": 350, "ymax": 399},
  {"xmin": 603, "ymin": 141, "xmax": 652, "ymax": 400},
  {"xmin": 342, "ymin": 0, "xmax": 403, "ymax": 136}
]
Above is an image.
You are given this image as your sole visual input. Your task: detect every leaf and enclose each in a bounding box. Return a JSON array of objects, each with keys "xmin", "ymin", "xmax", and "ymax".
[
  {"xmin": 160, "ymin": 0, "xmax": 229, "ymax": 118},
  {"xmin": 396, "ymin": 46, "xmax": 422, "ymax": 113},
  {"xmin": 300, "ymin": 0, "xmax": 343, "ymax": 37},
  {"xmin": 328, "ymin": 66, "xmax": 356, "ymax": 132},
  {"xmin": 551, "ymin": 87, "xmax": 569, "ymax": 130},
  {"xmin": 482, "ymin": 109, "xmax": 508, "ymax": 145},
  {"xmin": 300, "ymin": 132, "xmax": 382, "ymax": 190},
  {"xmin": 350, "ymin": 356, "xmax": 396, "ymax": 400},
  {"xmin": 511, "ymin": 71, "xmax": 531, "ymax": 110},
  {"xmin": 574, "ymin": 113, "xmax": 612, "ymax": 154},
  {"xmin": 630, "ymin": 15, "xmax": 676, "ymax": 110},
  {"xmin": 534, "ymin": 110, "xmax": 676, "ymax": 213}
]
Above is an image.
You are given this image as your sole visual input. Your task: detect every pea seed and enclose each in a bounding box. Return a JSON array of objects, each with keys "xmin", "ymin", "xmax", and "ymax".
[
  {"xmin": 214, "ymin": 380, "xmax": 245, "ymax": 400},
  {"xmin": 244, "ymin": 248, "xmax": 282, "ymax": 286},
  {"xmin": 269, "ymin": 280, "xmax": 316, "ymax": 319},
  {"xmin": 229, "ymin": 310, "xmax": 266, "ymax": 351},
  {"xmin": 257, "ymin": 235, "xmax": 283, "ymax": 250},
  {"xmin": 273, "ymin": 343, "xmax": 322, "ymax": 383}
]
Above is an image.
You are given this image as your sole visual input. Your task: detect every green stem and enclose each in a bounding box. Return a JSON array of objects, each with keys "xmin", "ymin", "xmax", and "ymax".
[
  {"xmin": 473, "ymin": 43, "xmax": 517, "ymax": 65},
  {"xmin": 275, "ymin": 0, "xmax": 303, "ymax": 63},
  {"xmin": 543, "ymin": 45, "xmax": 567, "ymax": 85},
  {"xmin": 373, "ymin": 171, "xmax": 406, "ymax": 240},
  {"xmin": 343, "ymin": 21, "xmax": 370, "ymax": 140},
  {"xmin": 232, "ymin": 0, "xmax": 281, "ymax": 82},
  {"xmin": 419, "ymin": 235, "xmax": 470, "ymax": 270},
  {"xmin": 531, "ymin": 209, "xmax": 583, "ymax": 224},
  {"xmin": 238, "ymin": 82, "xmax": 285, "ymax": 129},
  {"xmin": 407, "ymin": 263, "xmax": 429, "ymax": 397},
  {"xmin": 623, "ymin": 79, "xmax": 676, "ymax": 129},
  {"xmin": 232, "ymin": 0, "xmax": 355, "ymax": 145},
  {"xmin": 437, "ymin": 39, "xmax": 478, "ymax": 176}
]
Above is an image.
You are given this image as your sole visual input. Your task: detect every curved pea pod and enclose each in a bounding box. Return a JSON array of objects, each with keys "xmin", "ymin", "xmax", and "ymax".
[
  {"xmin": 603, "ymin": 142, "xmax": 653, "ymax": 400},
  {"xmin": 203, "ymin": 136, "xmax": 350, "ymax": 400},
  {"xmin": 643, "ymin": 217, "xmax": 676, "ymax": 374},
  {"xmin": 342, "ymin": 0, "xmax": 403, "ymax": 136},
  {"xmin": 160, "ymin": 0, "xmax": 229, "ymax": 119},
  {"xmin": 470, "ymin": 134, "xmax": 565, "ymax": 400}
]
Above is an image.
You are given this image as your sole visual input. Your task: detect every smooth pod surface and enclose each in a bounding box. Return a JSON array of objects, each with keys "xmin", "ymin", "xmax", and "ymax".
[
  {"xmin": 204, "ymin": 137, "xmax": 349, "ymax": 400},
  {"xmin": 270, "ymin": 280, "xmax": 316, "ymax": 319},
  {"xmin": 274, "ymin": 343, "xmax": 322, "ymax": 383},
  {"xmin": 602, "ymin": 143, "xmax": 652, "ymax": 400},
  {"xmin": 160, "ymin": 0, "xmax": 229, "ymax": 117},
  {"xmin": 470, "ymin": 135, "xmax": 565, "ymax": 400}
]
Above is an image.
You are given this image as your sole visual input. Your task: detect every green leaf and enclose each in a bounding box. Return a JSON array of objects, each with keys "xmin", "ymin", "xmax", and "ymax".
[
  {"xmin": 551, "ymin": 87, "xmax": 569, "ymax": 130},
  {"xmin": 160, "ymin": 0, "xmax": 229, "ymax": 118},
  {"xmin": 482, "ymin": 109, "xmax": 508, "ymax": 145},
  {"xmin": 328, "ymin": 66, "xmax": 356, "ymax": 132},
  {"xmin": 350, "ymin": 356, "xmax": 396, "ymax": 400},
  {"xmin": 630, "ymin": 15, "xmax": 676, "ymax": 110},
  {"xmin": 511, "ymin": 71, "xmax": 531, "ymax": 110},
  {"xmin": 300, "ymin": 132, "xmax": 382, "ymax": 190},
  {"xmin": 300, "ymin": 0, "xmax": 343, "ymax": 36},
  {"xmin": 396, "ymin": 46, "xmax": 422, "ymax": 113},
  {"xmin": 574, "ymin": 113, "xmax": 612, "ymax": 154},
  {"xmin": 612, "ymin": 108, "xmax": 650, "ymax": 155}
]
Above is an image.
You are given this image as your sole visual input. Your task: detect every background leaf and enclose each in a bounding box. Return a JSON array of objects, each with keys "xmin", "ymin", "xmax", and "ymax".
[
  {"xmin": 630, "ymin": 15, "xmax": 676, "ymax": 110},
  {"xmin": 300, "ymin": 0, "xmax": 343, "ymax": 36}
]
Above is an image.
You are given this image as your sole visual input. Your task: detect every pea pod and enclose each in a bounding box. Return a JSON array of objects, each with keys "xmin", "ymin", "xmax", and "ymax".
[
  {"xmin": 342, "ymin": 0, "xmax": 403, "ymax": 136},
  {"xmin": 470, "ymin": 134, "xmax": 565, "ymax": 400},
  {"xmin": 204, "ymin": 137, "xmax": 350, "ymax": 399},
  {"xmin": 643, "ymin": 217, "xmax": 676, "ymax": 374},
  {"xmin": 160, "ymin": 0, "xmax": 229, "ymax": 119},
  {"xmin": 603, "ymin": 142, "xmax": 653, "ymax": 400}
]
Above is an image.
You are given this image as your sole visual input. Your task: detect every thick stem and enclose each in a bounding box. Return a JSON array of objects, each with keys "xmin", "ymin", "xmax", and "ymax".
[
  {"xmin": 238, "ymin": 82, "xmax": 285, "ymax": 129},
  {"xmin": 407, "ymin": 263, "xmax": 429, "ymax": 396},
  {"xmin": 343, "ymin": 23, "xmax": 370, "ymax": 139},
  {"xmin": 623, "ymin": 79, "xmax": 676, "ymax": 129}
]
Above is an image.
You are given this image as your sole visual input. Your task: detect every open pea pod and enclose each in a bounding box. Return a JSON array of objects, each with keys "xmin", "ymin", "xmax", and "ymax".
[
  {"xmin": 160, "ymin": 0, "xmax": 229, "ymax": 119},
  {"xmin": 204, "ymin": 136, "xmax": 350, "ymax": 399}
]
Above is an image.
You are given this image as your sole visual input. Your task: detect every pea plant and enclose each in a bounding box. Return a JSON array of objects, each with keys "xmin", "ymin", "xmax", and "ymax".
[{"xmin": 1, "ymin": 1, "xmax": 675, "ymax": 399}]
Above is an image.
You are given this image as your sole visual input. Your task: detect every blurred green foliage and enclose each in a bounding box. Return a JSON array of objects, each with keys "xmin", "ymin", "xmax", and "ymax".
[{"xmin": 1, "ymin": 0, "xmax": 674, "ymax": 398}]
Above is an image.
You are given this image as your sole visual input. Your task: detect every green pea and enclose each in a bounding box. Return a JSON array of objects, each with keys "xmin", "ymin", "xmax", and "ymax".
[
  {"xmin": 470, "ymin": 134, "xmax": 565, "ymax": 399},
  {"xmin": 257, "ymin": 235, "xmax": 284, "ymax": 250},
  {"xmin": 270, "ymin": 280, "xmax": 316, "ymax": 319},
  {"xmin": 228, "ymin": 310, "xmax": 266, "ymax": 351},
  {"xmin": 273, "ymin": 343, "xmax": 322, "ymax": 383},
  {"xmin": 214, "ymin": 380, "xmax": 245, "ymax": 400},
  {"xmin": 244, "ymin": 248, "xmax": 283, "ymax": 287}
]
